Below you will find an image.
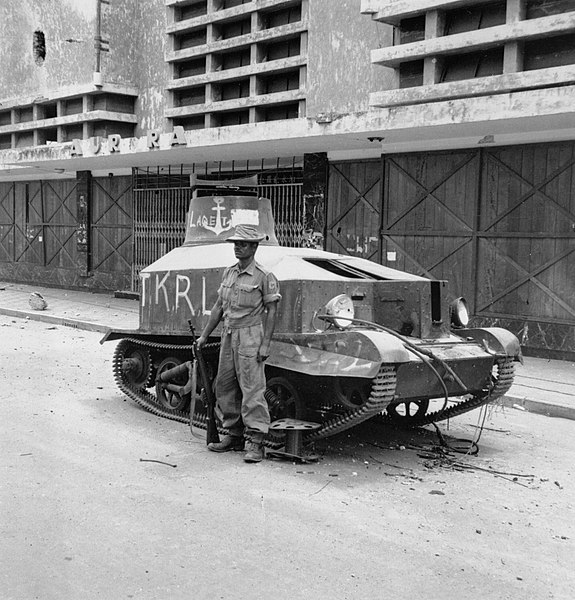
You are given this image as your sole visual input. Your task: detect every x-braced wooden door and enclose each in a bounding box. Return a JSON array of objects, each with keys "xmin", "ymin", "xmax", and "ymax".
[
  {"xmin": 381, "ymin": 150, "xmax": 481, "ymax": 305},
  {"xmin": 0, "ymin": 183, "xmax": 15, "ymax": 264},
  {"xmin": 91, "ymin": 176, "xmax": 133, "ymax": 291},
  {"xmin": 326, "ymin": 160, "xmax": 382, "ymax": 260},
  {"xmin": 476, "ymin": 143, "xmax": 575, "ymax": 331},
  {"xmin": 0, "ymin": 180, "xmax": 78, "ymax": 283}
]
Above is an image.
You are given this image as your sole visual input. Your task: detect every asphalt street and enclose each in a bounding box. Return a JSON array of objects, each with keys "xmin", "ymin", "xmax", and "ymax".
[{"xmin": 1, "ymin": 316, "xmax": 573, "ymax": 600}]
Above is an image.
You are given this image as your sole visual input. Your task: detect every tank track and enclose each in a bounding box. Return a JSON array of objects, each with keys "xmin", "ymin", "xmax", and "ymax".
[
  {"xmin": 382, "ymin": 356, "xmax": 516, "ymax": 427},
  {"xmin": 113, "ymin": 337, "xmax": 206, "ymax": 425},
  {"xmin": 112, "ymin": 338, "xmax": 397, "ymax": 446},
  {"xmin": 305, "ymin": 365, "xmax": 397, "ymax": 441}
]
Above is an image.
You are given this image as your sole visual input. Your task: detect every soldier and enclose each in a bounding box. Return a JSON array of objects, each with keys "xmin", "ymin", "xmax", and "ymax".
[{"xmin": 197, "ymin": 224, "xmax": 281, "ymax": 463}]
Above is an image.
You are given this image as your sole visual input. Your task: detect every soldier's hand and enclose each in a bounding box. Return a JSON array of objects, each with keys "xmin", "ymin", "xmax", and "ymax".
[
  {"xmin": 197, "ymin": 335, "xmax": 207, "ymax": 349},
  {"xmin": 257, "ymin": 342, "xmax": 270, "ymax": 362}
]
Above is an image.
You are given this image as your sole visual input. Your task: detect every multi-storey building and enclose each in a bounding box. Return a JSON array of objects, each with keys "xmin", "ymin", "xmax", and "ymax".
[{"xmin": 0, "ymin": 0, "xmax": 573, "ymax": 358}]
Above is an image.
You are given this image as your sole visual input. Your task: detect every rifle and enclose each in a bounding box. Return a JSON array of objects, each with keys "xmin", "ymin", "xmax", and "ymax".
[{"xmin": 188, "ymin": 320, "xmax": 220, "ymax": 445}]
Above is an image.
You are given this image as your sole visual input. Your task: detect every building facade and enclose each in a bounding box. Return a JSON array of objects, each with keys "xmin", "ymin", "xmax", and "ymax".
[{"xmin": 0, "ymin": 0, "xmax": 574, "ymax": 358}]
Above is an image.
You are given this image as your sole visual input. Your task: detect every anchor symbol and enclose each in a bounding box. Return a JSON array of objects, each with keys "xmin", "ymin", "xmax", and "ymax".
[{"xmin": 202, "ymin": 198, "xmax": 232, "ymax": 236}]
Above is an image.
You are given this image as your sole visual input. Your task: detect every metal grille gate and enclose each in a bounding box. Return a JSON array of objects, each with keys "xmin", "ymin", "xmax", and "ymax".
[
  {"xmin": 131, "ymin": 162, "xmax": 303, "ymax": 292},
  {"xmin": 259, "ymin": 182, "xmax": 304, "ymax": 246},
  {"xmin": 132, "ymin": 187, "xmax": 192, "ymax": 292}
]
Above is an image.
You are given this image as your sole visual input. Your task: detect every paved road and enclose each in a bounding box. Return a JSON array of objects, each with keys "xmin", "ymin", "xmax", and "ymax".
[{"xmin": 1, "ymin": 316, "xmax": 573, "ymax": 600}]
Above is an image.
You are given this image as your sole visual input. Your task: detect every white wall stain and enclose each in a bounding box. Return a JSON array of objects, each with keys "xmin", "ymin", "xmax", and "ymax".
[
  {"xmin": 140, "ymin": 88, "xmax": 166, "ymax": 130},
  {"xmin": 63, "ymin": 0, "xmax": 97, "ymax": 20}
]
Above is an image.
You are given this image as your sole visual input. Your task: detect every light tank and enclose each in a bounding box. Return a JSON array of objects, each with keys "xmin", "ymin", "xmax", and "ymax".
[{"xmin": 101, "ymin": 192, "xmax": 522, "ymax": 448}]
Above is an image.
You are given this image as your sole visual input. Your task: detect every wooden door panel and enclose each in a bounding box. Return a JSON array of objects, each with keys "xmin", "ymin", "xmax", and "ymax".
[
  {"xmin": 91, "ymin": 176, "xmax": 133, "ymax": 276},
  {"xmin": 41, "ymin": 180, "xmax": 78, "ymax": 269},
  {"xmin": 478, "ymin": 144, "xmax": 575, "ymax": 323},
  {"xmin": 326, "ymin": 160, "xmax": 381, "ymax": 261},
  {"xmin": 382, "ymin": 150, "xmax": 480, "ymax": 304},
  {"xmin": 0, "ymin": 183, "xmax": 14, "ymax": 262},
  {"xmin": 12, "ymin": 182, "xmax": 42, "ymax": 265}
]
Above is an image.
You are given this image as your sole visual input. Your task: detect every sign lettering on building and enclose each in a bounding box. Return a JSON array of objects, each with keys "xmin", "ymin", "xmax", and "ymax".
[{"xmin": 71, "ymin": 126, "xmax": 188, "ymax": 156}]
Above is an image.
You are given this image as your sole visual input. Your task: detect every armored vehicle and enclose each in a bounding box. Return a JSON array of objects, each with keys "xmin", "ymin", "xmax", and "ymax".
[{"xmin": 101, "ymin": 193, "xmax": 521, "ymax": 447}]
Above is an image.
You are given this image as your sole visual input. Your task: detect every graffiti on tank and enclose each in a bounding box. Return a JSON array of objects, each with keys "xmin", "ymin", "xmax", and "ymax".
[
  {"xmin": 188, "ymin": 197, "xmax": 232, "ymax": 236},
  {"xmin": 187, "ymin": 197, "xmax": 259, "ymax": 239},
  {"xmin": 141, "ymin": 272, "xmax": 216, "ymax": 316}
]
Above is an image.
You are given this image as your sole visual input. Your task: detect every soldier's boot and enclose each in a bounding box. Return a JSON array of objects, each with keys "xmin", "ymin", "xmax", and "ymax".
[
  {"xmin": 244, "ymin": 440, "xmax": 264, "ymax": 463},
  {"xmin": 208, "ymin": 435, "xmax": 244, "ymax": 453}
]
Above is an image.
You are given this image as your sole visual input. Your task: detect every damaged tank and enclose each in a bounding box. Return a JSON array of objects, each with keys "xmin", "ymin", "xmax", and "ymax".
[{"xmin": 101, "ymin": 192, "xmax": 522, "ymax": 447}]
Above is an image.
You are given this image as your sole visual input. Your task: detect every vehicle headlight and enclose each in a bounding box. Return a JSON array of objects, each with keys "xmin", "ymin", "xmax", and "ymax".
[
  {"xmin": 325, "ymin": 294, "xmax": 354, "ymax": 329},
  {"xmin": 450, "ymin": 297, "xmax": 469, "ymax": 328}
]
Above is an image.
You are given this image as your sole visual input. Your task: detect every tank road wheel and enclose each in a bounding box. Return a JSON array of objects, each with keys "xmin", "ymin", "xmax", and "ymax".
[
  {"xmin": 385, "ymin": 400, "xmax": 430, "ymax": 427},
  {"xmin": 121, "ymin": 345, "xmax": 153, "ymax": 388},
  {"xmin": 155, "ymin": 357, "xmax": 190, "ymax": 412},
  {"xmin": 331, "ymin": 377, "xmax": 372, "ymax": 409},
  {"xmin": 265, "ymin": 377, "xmax": 304, "ymax": 421},
  {"xmin": 384, "ymin": 357, "xmax": 517, "ymax": 427}
]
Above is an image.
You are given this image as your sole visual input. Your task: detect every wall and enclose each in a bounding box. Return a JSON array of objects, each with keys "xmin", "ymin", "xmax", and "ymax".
[
  {"xmin": 306, "ymin": 0, "xmax": 394, "ymax": 117},
  {"xmin": 103, "ymin": 0, "xmax": 171, "ymax": 133},
  {"xmin": 0, "ymin": 0, "xmax": 171, "ymax": 135},
  {"xmin": 0, "ymin": 0, "xmax": 96, "ymax": 97}
]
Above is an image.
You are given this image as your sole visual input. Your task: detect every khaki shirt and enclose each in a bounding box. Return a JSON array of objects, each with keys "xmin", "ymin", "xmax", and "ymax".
[{"xmin": 216, "ymin": 259, "xmax": 281, "ymax": 329}]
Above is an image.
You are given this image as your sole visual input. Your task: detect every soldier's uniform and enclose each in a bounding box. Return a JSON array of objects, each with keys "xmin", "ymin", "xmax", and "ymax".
[{"xmin": 214, "ymin": 259, "xmax": 281, "ymax": 442}]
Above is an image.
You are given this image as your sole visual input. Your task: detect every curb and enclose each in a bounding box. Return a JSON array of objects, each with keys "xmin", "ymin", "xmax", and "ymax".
[
  {"xmin": 0, "ymin": 307, "xmax": 111, "ymax": 334},
  {"xmin": 498, "ymin": 394, "xmax": 575, "ymax": 422}
]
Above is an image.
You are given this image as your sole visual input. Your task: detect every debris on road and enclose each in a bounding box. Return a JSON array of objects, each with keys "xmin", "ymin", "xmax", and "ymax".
[
  {"xmin": 139, "ymin": 458, "xmax": 177, "ymax": 468},
  {"xmin": 29, "ymin": 292, "xmax": 48, "ymax": 310}
]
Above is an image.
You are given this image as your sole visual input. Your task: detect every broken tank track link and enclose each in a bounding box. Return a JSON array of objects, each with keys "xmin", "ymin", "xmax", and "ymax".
[
  {"xmin": 382, "ymin": 356, "xmax": 516, "ymax": 427},
  {"xmin": 304, "ymin": 365, "xmax": 397, "ymax": 441},
  {"xmin": 112, "ymin": 338, "xmax": 398, "ymax": 446}
]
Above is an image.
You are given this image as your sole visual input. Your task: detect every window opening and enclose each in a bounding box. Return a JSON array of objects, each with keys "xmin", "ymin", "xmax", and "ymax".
[{"xmin": 33, "ymin": 30, "xmax": 46, "ymax": 65}]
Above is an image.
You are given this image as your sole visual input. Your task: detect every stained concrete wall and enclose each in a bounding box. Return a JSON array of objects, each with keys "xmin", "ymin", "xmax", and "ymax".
[
  {"xmin": 0, "ymin": 0, "xmax": 396, "ymax": 132},
  {"xmin": 0, "ymin": 0, "xmax": 170, "ymax": 133},
  {"xmin": 0, "ymin": 0, "xmax": 96, "ymax": 95},
  {"xmin": 103, "ymin": 0, "xmax": 170, "ymax": 132},
  {"xmin": 306, "ymin": 0, "xmax": 395, "ymax": 117}
]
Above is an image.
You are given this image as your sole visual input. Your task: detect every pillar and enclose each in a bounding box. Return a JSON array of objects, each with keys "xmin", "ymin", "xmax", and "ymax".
[{"xmin": 76, "ymin": 170, "xmax": 92, "ymax": 277}]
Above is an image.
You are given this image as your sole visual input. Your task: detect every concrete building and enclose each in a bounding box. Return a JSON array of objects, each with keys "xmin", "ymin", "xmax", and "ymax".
[{"xmin": 0, "ymin": 0, "xmax": 573, "ymax": 358}]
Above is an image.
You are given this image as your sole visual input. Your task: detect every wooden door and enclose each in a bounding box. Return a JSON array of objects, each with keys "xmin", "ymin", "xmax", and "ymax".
[
  {"xmin": 327, "ymin": 146, "xmax": 575, "ymax": 355},
  {"xmin": 381, "ymin": 150, "xmax": 480, "ymax": 304},
  {"xmin": 0, "ymin": 183, "xmax": 15, "ymax": 263},
  {"xmin": 476, "ymin": 143, "xmax": 575, "ymax": 325},
  {"xmin": 326, "ymin": 160, "xmax": 382, "ymax": 260},
  {"xmin": 14, "ymin": 181, "xmax": 43, "ymax": 266},
  {"xmin": 91, "ymin": 176, "xmax": 133, "ymax": 290},
  {"xmin": 40, "ymin": 179, "xmax": 79, "ymax": 271}
]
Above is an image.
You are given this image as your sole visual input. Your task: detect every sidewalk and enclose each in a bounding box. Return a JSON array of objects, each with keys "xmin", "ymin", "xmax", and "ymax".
[
  {"xmin": 1, "ymin": 279, "xmax": 574, "ymax": 421},
  {"xmin": 0, "ymin": 280, "xmax": 138, "ymax": 333}
]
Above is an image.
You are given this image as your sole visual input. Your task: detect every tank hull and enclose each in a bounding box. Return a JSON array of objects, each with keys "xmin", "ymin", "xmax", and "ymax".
[{"xmin": 102, "ymin": 194, "xmax": 522, "ymax": 442}]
